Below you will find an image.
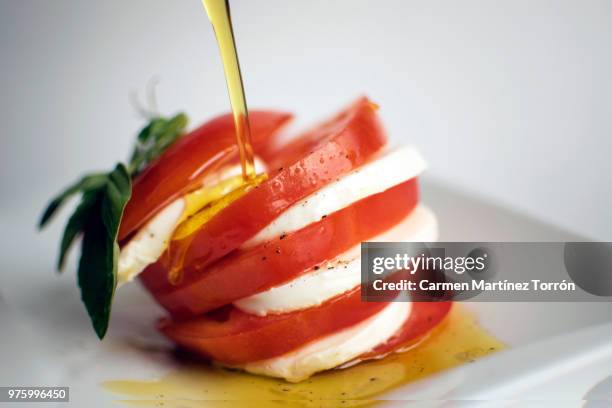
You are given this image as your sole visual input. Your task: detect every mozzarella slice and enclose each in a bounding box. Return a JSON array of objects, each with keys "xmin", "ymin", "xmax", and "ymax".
[
  {"xmin": 235, "ymin": 257, "xmax": 361, "ymax": 317},
  {"xmin": 238, "ymin": 301, "xmax": 411, "ymax": 383},
  {"xmin": 117, "ymin": 199, "xmax": 184, "ymax": 286},
  {"xmin": 234, "ymin": 205, "xmax": 437, "ymax": 316},
  {"xmin": 117, "ymin": 159, "xmax": 265, "ymax": 285},
  {"xmin": 242, "ymin": 145, "xmax": 427, "ymax": 249}
]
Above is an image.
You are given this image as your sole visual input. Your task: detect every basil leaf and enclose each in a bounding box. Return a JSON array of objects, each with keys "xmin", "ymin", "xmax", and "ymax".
[
  {"xmin": 101, "ymin": 164, "xmax": 132, "ymax": 241},
  {"xmin": 77, "ymin": 200, "xmax": 115, "ymax": 339},
  {"xmin": 57, "ymin": 189, "xmax": 102, "ymax": 271},
  {"xmin": 38, "ymin": 173, "xmax": 107, "ymax": 229},
  {"xmin": 40, "ymin": 113, "xmax": 188, "ymax": 339},
  {"xmin": 78, "ymin": 164, "xmax": 131, "ymax": 339},
  {"xmin": 128, "ymin": 113, "xmax": 188, "ymax": 174}
]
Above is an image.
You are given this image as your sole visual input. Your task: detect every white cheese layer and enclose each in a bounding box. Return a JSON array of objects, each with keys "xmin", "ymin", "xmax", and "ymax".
[
  {"xmin": 233, "ymin": 205, "xmax": 437, "ymax": 316},
  {"xmin": 117, "ymin": 160, "xmax": 265, "ymax": 285},
  {"xmin": 117, "ymin": 198, "xmax": 185, "ymax": 286},
  {"xmin": 242, "ymin": 145, "xmax": 427, "ymax": 249},
  {"xmin": 238, "ymin": 301, "xmax": 411, "ymax": 382}
]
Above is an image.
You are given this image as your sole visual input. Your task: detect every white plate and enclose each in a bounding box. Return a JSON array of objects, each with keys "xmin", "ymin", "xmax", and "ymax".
[{"xmin": 1, "ymin": 179, "xmax": 611, "ymax": 407}]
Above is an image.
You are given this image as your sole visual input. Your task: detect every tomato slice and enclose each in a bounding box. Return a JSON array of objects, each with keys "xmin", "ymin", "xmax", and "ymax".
[
  {"xmin": 158, "ymin": 287, "xmax": 389, "ymax": 365},
  {"xmin": 119, "ymin": 111, "xmax": 292, "ymax": 242},
  {"xmin": 167, "ymin": 97, "xmax": 387, "ymax": 272},
  {"xmin": 159, "ymin": 292, "xmax": 451, "ymax": 365},
  {"xmin": 357, "ymin": 302, "xmax": 452, "ymax": 360},
  {"xmin": 140, "ymin": 178, "xmax": 418, "ymax": 317}
]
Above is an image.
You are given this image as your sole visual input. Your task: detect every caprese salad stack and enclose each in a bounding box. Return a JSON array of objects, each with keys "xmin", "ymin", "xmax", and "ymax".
[{"xmin": 41, "ymin": 97, "xmax": 451, "ymax": 382}]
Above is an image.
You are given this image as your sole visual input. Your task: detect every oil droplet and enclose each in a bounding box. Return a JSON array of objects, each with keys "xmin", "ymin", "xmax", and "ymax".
[{"xmin": 368, "ymin": 101, "xmax": 380, "ymax": 111}]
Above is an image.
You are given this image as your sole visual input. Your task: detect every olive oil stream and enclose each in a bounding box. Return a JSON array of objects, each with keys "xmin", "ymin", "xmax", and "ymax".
[
  {"xmin": 104, "ymin": 306, "xmax": 504, "ymax": 407},
  {"xmin": 202, "ymin": 0, "xmax": 255, "ymax": 180},
  {"xmin": 164, "ymin": 0, "xmax": 261, "ymax": 282}
]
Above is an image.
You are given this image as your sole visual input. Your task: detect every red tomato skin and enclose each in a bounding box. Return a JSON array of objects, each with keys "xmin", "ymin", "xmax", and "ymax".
[
  {"xmin": 158, "ymin": 286, "xmax": 389, "ymax": 365},
  {"xmin": 119, "ymin": 111, "xmax": 292, "ymax": 242},
  {"xmin": 140, "ymin": 178, "xmax": 419, "ymax": 317},
  {"xmin": 172, "ymin": 97, "xmax": 387, "ymax": 272}
]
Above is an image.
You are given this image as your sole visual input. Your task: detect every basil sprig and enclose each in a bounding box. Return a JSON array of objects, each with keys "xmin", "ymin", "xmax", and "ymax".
[
  {"xmin": 38, "ymin": 113, "xmax": 188, "ymax": 339},
  {"xmin": 128, "ymin": 113, "xmax": 188, "ymax": 175}
]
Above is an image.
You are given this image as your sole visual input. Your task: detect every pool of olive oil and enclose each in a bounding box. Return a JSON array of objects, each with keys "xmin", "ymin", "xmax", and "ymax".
[
  {"xmin": 103, "ymin": 306, "xmax": 504, "ymax": 407},
  {"xmin": 201, "ymin": 0, "xmax": 255, "ymax": 180}
]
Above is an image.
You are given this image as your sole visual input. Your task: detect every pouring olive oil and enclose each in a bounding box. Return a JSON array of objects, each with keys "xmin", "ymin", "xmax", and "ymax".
[
  {"xmin": 161, "ymin": 0, "xmax": 263, "ymax": 284},
  {"xmin": 202, "ymin": 0, "xmax": 256, "ymax": 180}
]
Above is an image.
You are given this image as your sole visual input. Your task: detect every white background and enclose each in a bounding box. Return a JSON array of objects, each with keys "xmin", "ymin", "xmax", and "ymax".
[{"xmin": 1, "ymin": 0, "xmax": 610, "ymax": 240}]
